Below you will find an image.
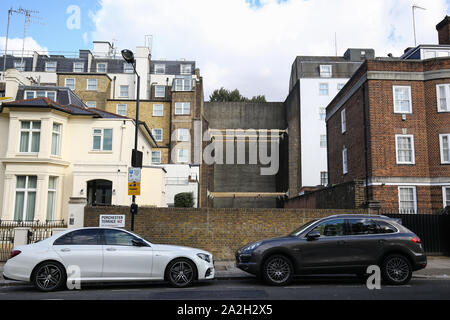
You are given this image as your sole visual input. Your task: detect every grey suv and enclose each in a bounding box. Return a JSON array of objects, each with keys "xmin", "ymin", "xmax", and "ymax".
[{"xmin": 235, "ymin": 215, "xmax": 427, "ymax": 286}]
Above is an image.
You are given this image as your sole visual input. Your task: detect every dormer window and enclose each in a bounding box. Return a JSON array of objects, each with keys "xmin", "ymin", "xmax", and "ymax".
[{"xmin": 319, "ymin": 65, "xmax": 332, "ymax": 78}]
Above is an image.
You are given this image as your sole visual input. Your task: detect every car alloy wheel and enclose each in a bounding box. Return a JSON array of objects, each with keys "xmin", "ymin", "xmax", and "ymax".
[
  {"xmin": 382, "ymin": 254, "xmax": 412, "ymax": 285},
  {"xmin": 167, "ymin": 259, "xmax": 196, "ymax": 288},
  {"xmin": 263, "ymin": 255, "xmax": 293, "ymax": 286},
  {"xmin": 34, "ymin": 262, "xmax": 65, "ymax": 292}
]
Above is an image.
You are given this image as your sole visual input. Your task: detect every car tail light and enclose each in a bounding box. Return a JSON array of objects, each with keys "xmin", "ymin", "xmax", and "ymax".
[
  {"xmin": 9, "ymin": 250, "xmax": 21, "ymax": 260},
  {"xmin": 411, "ymin": 236, "xmax": 421, "ymax": 244}
]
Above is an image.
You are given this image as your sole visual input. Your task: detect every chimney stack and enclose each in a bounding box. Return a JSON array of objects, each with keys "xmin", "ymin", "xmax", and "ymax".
[{"xmin": 436, "ymin": 15, "xmax": 450, "ymax": 45}]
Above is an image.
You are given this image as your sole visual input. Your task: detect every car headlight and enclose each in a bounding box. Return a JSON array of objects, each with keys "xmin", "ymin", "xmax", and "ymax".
[
  {"xmin": 243, "ymin": 241, "xmax": 262, "ymax": 252},
  {"xmin": 197, "ymin": 253, "xmax": 211, "ymax": 263}
]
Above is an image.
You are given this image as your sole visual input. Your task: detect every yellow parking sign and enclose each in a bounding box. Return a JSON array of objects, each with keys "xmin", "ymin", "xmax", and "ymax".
[{"xmin": 128, "ymin": 182, "xmax": 141, "ymax": 196}]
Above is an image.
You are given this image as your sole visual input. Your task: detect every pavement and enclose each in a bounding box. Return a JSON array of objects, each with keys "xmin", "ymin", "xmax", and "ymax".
[{"xmin": 1, "ymin": 256, "xmax": 449, "ymax": 286}]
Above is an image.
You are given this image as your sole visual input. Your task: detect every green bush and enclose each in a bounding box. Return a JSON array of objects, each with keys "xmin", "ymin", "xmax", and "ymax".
[{"xmin": 174, "ymin": 192, "xmax": 194, "ymax": 208}]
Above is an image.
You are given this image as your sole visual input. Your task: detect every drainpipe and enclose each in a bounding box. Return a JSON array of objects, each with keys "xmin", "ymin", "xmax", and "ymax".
[
  {"xmin": 362, "ymin": 83, "xmax": 370, "ymax": 205},
  {"xmin": 167, "ymin": 77, "xmax": 173, "ymax": 163}
]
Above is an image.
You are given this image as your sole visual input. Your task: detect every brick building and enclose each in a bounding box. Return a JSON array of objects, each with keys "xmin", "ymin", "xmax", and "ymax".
[{"xmin": 325, "ymin": 18, "xmax": 450, "ymax": 212}]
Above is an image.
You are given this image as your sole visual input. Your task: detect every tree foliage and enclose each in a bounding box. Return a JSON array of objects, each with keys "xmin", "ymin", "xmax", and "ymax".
[
  {"xmin": 209, "ymin": 87, "xmax": 266, "ymax": 102},
  {"xmin": 174, "ymin": 192, "xmax": 195, "ymax": 208}
]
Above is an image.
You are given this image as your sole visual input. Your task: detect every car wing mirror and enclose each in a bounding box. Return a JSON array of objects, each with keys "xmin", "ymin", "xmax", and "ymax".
[
  {"xmin": 132, "ymin": 239, "xmax": 147, "ymax": 247},
  {"xmin": 306, "ymin": 231, "xmax": 321, "ymax": 241}
]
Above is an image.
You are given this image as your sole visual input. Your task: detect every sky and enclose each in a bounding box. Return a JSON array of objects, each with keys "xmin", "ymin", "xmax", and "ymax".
[{"xmin": 1, "ymin": 0, "xmax": 449, "ymax": 101}]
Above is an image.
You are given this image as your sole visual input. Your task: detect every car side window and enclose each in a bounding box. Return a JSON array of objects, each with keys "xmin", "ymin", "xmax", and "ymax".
[
  {"xmin": 54, "ymin": 229, "xmax": 102, "ymax": 245},
  {"xmin": 104, "ymin": 229, "xmax": 139, "ymax": 246},
  {"xmin": 376, "ymin": 221, "xmax": 398, "ymax": 234},
  {"xmin": 347, "ymin": 219, "xmax": 377, "ymax": 235},
  {"xmin": 310, "ymin": 219, "xmax": 345, "ymax": 237}
]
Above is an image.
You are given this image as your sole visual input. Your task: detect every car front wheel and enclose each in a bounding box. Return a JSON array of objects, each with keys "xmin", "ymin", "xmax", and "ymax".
[
  {"xmin": 262, "ymin": 255, "xmax": 294, "ymax": 286},
  {"xmin": 166, "ymin": 259, "xmax": 197, "ymax": 288},
  {"xmin": 381, "ymin": 254, "xmax": 412, "ymax": 285},
  {"xmin": 33, "ymin": 261, "xmax": 66, "ymax": 292}
]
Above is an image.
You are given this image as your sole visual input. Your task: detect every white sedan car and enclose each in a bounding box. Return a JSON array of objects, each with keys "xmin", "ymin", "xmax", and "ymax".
[{"xmin": 3, "ymin": 227, "xmax": 215, "ymax": 291}]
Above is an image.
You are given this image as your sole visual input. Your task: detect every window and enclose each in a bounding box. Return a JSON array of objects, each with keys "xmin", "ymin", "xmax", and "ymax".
[
  {"xmin": 85, "ymin": 101, "xmax": 97, "ymax": 108},
  {"xmin": 46, "ymin": 177, "xmax": 58, "ymax": 221},
  {"xmin": 116, "ymin": 104, "xmax": 127, "ymax": 116},
  {"xmin": 180, "ymin": 64, "xmax": 192, "ymax": 74},
  {"xmin": 342, "ymin": 146, "xmax": 348, "ymax": 174},
  {"xmin": 443, "ymin": 187, "xmax": 450, "ymax": 208},
  {"xmin": 346, "ymin": 219, "xmax": 377, "ymax": 235},
  {"xmin": 319, "ymin": 108, "xmax": 326, "ymax": 120},
  {"xmin": 152, "ymin": 151, "xmax": 161, "ymax": 164},
  {"xmin": 153, "ymin": 104, "xmax": 164, "ymax": 116},
  {"xmin": 319, "ymin": 83, "xmax": 329, "ymax": 96},
  {"xmin": 319, "ymin": 65, "xmax": 332, "ymax": 77},
  {"xmin": 14, "ymin": 176, "xmax": 37, "ymax": 221},
  {"xmin": 395, "ymin": 134, "xmax": 415, "ymax": 164},
  {"xmin": 92, "ymin": 128, "xmax": 113, "ymax": 151},
  {"xmin": 73, "ymin": 62, "xmax": 84, "ymax": 72},
  {"xmin": 177, "ymin": 128, "xmax": 190, "ymax": 142},
  {"xmin": 341, "ymin": 109, "xmax": 346, "ymax": 133},
  {"xmin": 24, "ymin": 91, "xmax": 57, "ymax": 100},
  {"xmin": 320, "ymin": 171, "xmax": 328, "ymax": 186},
  {"xmin": 54, "ymin": 229, "xmax": 102, "ymax": 246},
  {"xmin": 104, "ymin": 229, "xmax": 141, "ymax": 246},
  {"xmin": 337, "ymin": 83, "xmax": 345, "ymax": 91},
  {"xmin": 45, "ymin": 61, "xmax": 57, "ymax": 72},
  {"xmin": 46, "ymin": 91, "xmax": 56, "ymax": 101},
  {"xmin": 155, "ymin": 64, "xmax": 165, "ymax": 74},
  {"xmin": 440, "ymin": 134, "xmax": 450, "ymax": 164},
  {"xmin": 19, "ymin": 121, "xmax": 40, "ymax": 153},
  {"xmin": 123, "ymin": 62, "xmax": 134, "ymax": 73},
  {"xmin": 87, "ymin": 79, "xmax": 98, "ymax": 91},
  {"xmin": 155, "ymin": 85, "xmax": 165, "ymax": 98},
  {"xmin": 51, "ymin": 123, "xmax": 62, "ymax": 156},
  {"xmin": 175, "ymin": 102, "xmax": 191, "ymax": 115},
  {"xmin": 310, "ymin": 219, "xmax": 345, "ymax": 237},
  {"xmin": 436, "ymin": 84, "xmax": 450, "ymax": 112},
  {"xmin": 393, "ymin": 86, "xmax": 412, "ymax": 113},
  {"xmin": 14, "ymin": 61, "xmax": 25, "ymax": 71},
  {"xmin": 376, "ymin": 221, "xmax": 398, "ymax": 234},
  {"xmin": 25, "ymin": 91, "xmax": 35, "ymax": 99},
  {"xmin": 119, "ymin": 85, "xmax": 129, "ymax": 98},
  {"xmin": 398, "ymin": 186, "xmax": 417, "ymax": 214},
  {"xmin": 65, "ymin": 78, "xmax": 75, "ymax": 90},
  {"xmin": 152, "ymin": 129, "xmax": 163, "ymax": 142},
  {"xmin": 320, "ymin": 135, "xmax": 327, "ymax": 148},
  {"xmin": 96, "ymin": 62, "xmax": 107, "ymax": 73},
  {"xmin": 174, "ymin": 78, "xmax": 192, "ymax": 91},
  {"xmin": 178, "ymin": 149, "xmax": 189, "ymax": 163}
]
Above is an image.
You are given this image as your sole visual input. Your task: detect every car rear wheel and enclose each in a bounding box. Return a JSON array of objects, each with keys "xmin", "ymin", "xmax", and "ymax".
[
  {"xmin": 381, "ymin": 254, "xmax": 412, "ymax": 285},
  {"xmin": 262, "ymin": 255, "xmax": 294, "ymax": 286},
  {"xmin": 33, "ymin": 262, "xmax": 66, "ymax": 292},
  {"xmin": 166, "ymin": 259, "xmax": 196, "ymax": 288}
]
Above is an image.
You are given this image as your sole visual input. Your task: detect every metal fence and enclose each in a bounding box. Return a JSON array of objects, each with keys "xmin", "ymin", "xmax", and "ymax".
[
  {"xmin": 0, "ymin": 220, "xmax": 66, "ymax": 262},
  {"xmin": 382, "ymin": 213, "xmax": 450, "ymax": 255}
]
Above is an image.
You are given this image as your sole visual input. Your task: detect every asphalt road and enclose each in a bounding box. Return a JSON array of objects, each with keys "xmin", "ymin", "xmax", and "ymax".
[{"xmin": 0, "ymin": 276, "xmax": 450, "ymax": 300}]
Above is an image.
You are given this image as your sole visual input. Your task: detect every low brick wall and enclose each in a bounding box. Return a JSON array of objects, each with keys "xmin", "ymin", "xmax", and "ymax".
[
  {"xmin": 284, "ymin": 180, "xmax": 366, "ymax": 209},
  {"xmin": 84, "ymin": 206, "xmax": 367, "ymax": 260}
]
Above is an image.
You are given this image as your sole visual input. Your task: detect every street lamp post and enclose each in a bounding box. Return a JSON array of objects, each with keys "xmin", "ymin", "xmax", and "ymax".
[{"xmin": 121, "ymin": 49, "xmax": 141, "ymax": 231}]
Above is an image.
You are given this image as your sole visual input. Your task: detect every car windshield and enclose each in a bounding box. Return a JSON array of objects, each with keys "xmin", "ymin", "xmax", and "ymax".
[{"xmin": 288, "ymin": 219, "xmax": 318, "ymax": 236}]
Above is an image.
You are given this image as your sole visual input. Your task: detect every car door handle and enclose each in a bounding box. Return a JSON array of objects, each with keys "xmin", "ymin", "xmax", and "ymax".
[
  {"xmin": 60, "ymin": 248, "xmax": 71, "ymax": 252},
  {"xmin": 106, "ymin": 247, "xmax": 117, "ymax": 252}
]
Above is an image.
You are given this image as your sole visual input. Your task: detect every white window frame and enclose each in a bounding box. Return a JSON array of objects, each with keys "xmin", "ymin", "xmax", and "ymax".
[
  {"xmin": 342, "ymin": 146, "xmax": 348, "ymax": 175},
  {"xmin": 51, "ymin": 123, "xmax": 62, "ymax": 156},
  {"xmin": 180, "ymin": 64, "xmax": 192, "ymax": 75},
  {"xmin": 319, "ymin": 83, "xmax": 329, "ymax": 96},
  {"xmin": 320, "ymin": 135, "xmax": 327, "ymax": 148},
  {"xmin": 119, "ymin": 85, "xmax": 129, "ymax": 98},
  {"xmin": 320, "ymin": 171, "xmax": 328, "ymax": 186},
  {"xmin": 174, "ymin": 78, "xmax": 192, "ymax": 91},
  {"xmin": 64, "ymin": 78, "xmax": 76, "ymax": 90},
  {"xmin": 443, "ymin": 186, "xmax": 450, "ymax": 208},
  {"xmin": 14, "ymin": 61, "xmax": 25, "ymax": 71},
  {"xmin": 45, "ymin": 61, "xmax": 57, "ymax": 72},
  {"xmin": 398, "ymin": 186, "xmax": 417, "ymax": 214},
  {"xmin": 319, "ymin": 108, "xmax": 326, "ymax": 120},
  {"xmin": 177, "ymin": 149, "xmax": 189, "ymax": 163},
  {"xmin": 155, "ymin": 85, "xmax": 165, "ymax": 98},
  {"xmin": 436, "ymin": 84, "xmax": 450, "ymax": 112},
  {"xmin": 341, "ymin": 109, "xmax": 347, "ymax": 133},
  {"xmin": 174, "ymin": 102, "xmax": 191, "ymax": 115},
  {"xmin": 152, "ymin": 128, "xmax": 163, "ymax": 142},
  {"xmin": 393, "ymin": 85, "xmax": 412, "ymax": 114},
  {"xmin": 87, "ymin": 79, "xmax": 98, "ymax": 91},
  {"xmin": 123, "ymin": 62, "xmax": 134, "ymax": 74},
  {"xmin": 319, "ymin": 65, "xmax": 332, "ymax": 78},
  {"xmin": 85, "ymin": 101, "xmax": 97, "ymax": 108},
  {"xmin": 24, "ymin": 91, "xmax": 57, "ymax": 100},
  {"xmin": 155, "ymin": 64, "xmax": 166, "ymax": 74},
  {"xmin": 19, "ymin": 120, "xmax": 41, "ymax": 153},
  {"xmin": 46, "ymin": 176, "xmax": 58, "ymax": 221},
  {"xmin": 116, "ymin": 104, "xmax": 127, "ymax": 116},
  {"xmin": 96, "ymin": 62, "xmax": 108, "ymax": 73},
  {"xmin": 440, "ymin": 134, "xmax": 450, "ymax": 164},
  {"xmin": 14, "ymin": 176, "xmax": 37, "ymax": 221},
  {"xmin": 73, "ymin": 62, "xmax": 84, "ymax": 73},
  {"xmin": 153, "ymin": 104, "xmax": 164, "ymax": 117},
  {"xmin": 152, "ymin": 151, "xmax": 161, "ymax": 164},
  {"xmin": 92, "ymin": 128, "xmax": 113, "ymax": 151},
  {"xmin": 177, "ymin": 128, "xmax": 190, "ymax": 142},
  {"xmin": 395, "ymin": 134, "xmax": 415, "ymax": 165}
]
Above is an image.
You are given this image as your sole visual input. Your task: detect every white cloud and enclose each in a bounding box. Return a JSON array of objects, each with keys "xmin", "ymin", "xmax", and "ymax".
[
  {"xmin": 0, "ymin": 36, "xmax": 48, "ymax": 56},
  {"xmin": 90, "ymin": 0, "xmax": 448, "ymax": 101}
]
